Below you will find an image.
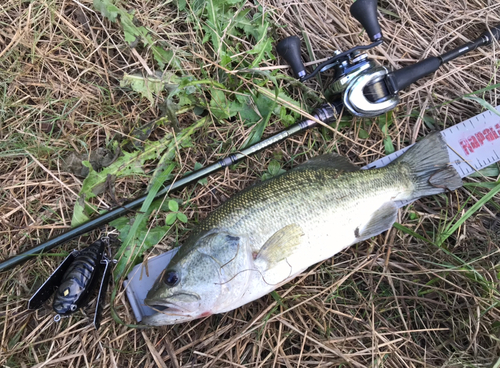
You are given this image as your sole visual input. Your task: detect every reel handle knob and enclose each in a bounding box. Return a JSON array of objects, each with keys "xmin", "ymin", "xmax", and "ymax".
[
  {"xmin": 350, "ymin": 0, "xmax": 382, "ymax": 42},
  {"xmin": 276, "ymin": 36, "xmax": 306, "ymax": 79}
]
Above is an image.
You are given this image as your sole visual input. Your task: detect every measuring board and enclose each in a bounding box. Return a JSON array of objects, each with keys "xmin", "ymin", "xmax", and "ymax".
[
  {"xmin": 125, "ymin": 106, "xmax": 500, "ymax": 322},
  {"xmin": 364, "ymin": 106, "xmax": 500, "ymax": 176}
]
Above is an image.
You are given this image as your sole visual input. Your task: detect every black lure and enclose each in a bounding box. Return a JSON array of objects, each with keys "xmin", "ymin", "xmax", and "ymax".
[{"xmin": 28, "ymin": 238, "xmax": 113, "ymax": 330}]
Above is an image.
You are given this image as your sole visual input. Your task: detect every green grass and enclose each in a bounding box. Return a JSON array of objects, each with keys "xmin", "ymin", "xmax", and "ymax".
[{"xmin": 1, "ymin": 0, "xmax": 499, "ymax": 366}]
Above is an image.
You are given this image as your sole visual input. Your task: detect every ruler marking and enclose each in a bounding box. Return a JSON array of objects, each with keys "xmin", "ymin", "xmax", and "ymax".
[{"xmin": 361, "ymin": 106, "xmax": 499, "ymax": 178}]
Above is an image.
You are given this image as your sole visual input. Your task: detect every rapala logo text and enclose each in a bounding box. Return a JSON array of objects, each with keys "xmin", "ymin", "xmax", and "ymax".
[{"xmin": 459, "ymin": 123, "xmax": 500, "ymax": 155}]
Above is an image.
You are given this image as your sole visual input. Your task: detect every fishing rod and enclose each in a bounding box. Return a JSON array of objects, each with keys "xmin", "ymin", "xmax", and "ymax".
[
  {"xmin": 0, "ymin": 106, "xmax": 338, "ymax": 272},
  {"xmin": 1, "ymin": 0, "xmax": 498, "ymax": 272}
]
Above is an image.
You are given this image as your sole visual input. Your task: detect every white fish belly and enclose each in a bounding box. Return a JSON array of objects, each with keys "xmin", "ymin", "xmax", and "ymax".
[{"xmin": 222, "ymin": 190, "xmax": 399, "ymax": 312}]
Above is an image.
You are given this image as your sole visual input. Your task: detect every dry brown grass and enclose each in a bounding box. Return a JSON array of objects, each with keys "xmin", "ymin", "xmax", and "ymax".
[{"xmin": 1, "ymin": 0, "xmax": 500, "ymax": 367}]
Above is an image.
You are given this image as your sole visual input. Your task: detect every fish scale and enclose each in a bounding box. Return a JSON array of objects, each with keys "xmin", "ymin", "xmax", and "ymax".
[
  {"xmin": 193, "ymin": 166, "xmax": 411, "ymax": 253},
  {"xmin": 140, "ymin": 132, "xmax": 462, "ymax": 325},
  {"xmin": 125, "ymin": 107, "xmax": 499, "ymax": 323}
]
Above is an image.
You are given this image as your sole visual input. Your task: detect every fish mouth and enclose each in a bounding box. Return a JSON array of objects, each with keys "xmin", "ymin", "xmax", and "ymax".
[
  {"xmin": 148, "ymin": 304, "xmax": 169, "ymax": 312},
  {"xmin": 145, "ymin": 293, "xmax": 201, "ymax": 315},
  {"xmin": 145, "ymin": 301, "xmax": 187, "ymax": 315}
]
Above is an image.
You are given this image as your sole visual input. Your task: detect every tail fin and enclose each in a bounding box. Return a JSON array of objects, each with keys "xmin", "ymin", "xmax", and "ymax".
[{"xmin": 392, "ymin": 132, "xmax": 462, "ymax": 199}]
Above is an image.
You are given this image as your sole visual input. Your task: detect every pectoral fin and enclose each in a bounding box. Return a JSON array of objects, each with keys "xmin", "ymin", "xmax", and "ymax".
[
  {"xmin": 255, "ymin": 224, "xmax": 304, "ymax": 271},
  {"xmin": 355, "ymin": 202, "xmax": 398, "ymax": 241}
]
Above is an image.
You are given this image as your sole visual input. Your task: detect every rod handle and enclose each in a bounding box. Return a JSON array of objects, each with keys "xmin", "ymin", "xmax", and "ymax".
[
  {"xmin": 276, "ymin": 36, "xmax": 306, "ymax": 79},
  {"xmin": 385, "ymin": 56, "xmax": 442, "ymax": 93}
]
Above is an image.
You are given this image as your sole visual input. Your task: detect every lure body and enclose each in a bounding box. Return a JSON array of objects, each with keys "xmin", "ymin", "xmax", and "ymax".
[
  {"xmin": 28, "ymin": 239, "xmax": 112, "ymax": 329},
  {"xmin": 52, "ymin": 241, "xmax": 104, "ymax": 315}
]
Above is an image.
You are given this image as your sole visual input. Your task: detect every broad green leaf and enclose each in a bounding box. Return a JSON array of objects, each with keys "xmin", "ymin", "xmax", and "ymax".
[
  {"xmin": 243, "ymin": 93, "xmax": 277, "ymax": 148},
  {"xmin": 268, "ymin": 160, "xmax": 281, "ymax": 176},
  {"xmin": 205, "ymin": 0, "xmax": 222, "ymax": 53},
  {"xmin": 279, "ymin": 105, "xmax": 296, "ymax": 127},
  {"xmin": 421, "ymin": 113, "xmax": 436, "ymax": 129},
  {"xmin": 358, "ymin": 129, "xmax": 369, "ymax": 139},
  {"xmin": 175, "ymin": 0, "xmax": 187, "ymax": 10},
  {"xmin": 257, "ymin": 86, "xmax": 303, "ymax": 112},
  {"xmin": 464, "ymin": 181, "xmax": 500, "ymax": 189},
  {"xmin": 261, "ymin": 172, "xmax": 272, "ymax": 181},
  {"xmin": 177, "ymin": 213, "xmax": 188, "ymax": 223},
  {"xmin": 384, "ymin": 136, "xmax": 395, "ymax": 154},
  {"xmin": 151, "ymin": 46, "xmax": 182, "ymax": 70},
  {"xmin": 168, "ymin": 200, "xmax": 179, "ymax": 212},
  {"xmin": 165, "ymin": 212, "xmax": 177, "ymax": 225},
  {"xmin": 380, "ymin": 123, "xmax": 395, "ymax": 154},
  {"xmin": 79, "ymin": 142, "xmax": 165, "ymax": 202},
  {"xmin": 468, "ymin": 164, "xmax": 499, "ymax": 178},
  {"xmin": 93, "ymin": 0, "xmax": 119, "ymax": 21},
  {"xmin": 120, "ymin": 73, "xmax": 180, "ymax": 104},
  {"xmin": 210, "ymin": 89, "xmax": 240, "ymax": 119},
  {"xmin": 235, "ymin": 94, "xmax": 260, "ymax": 124},
  {"xmin": 71, "ymin": 196, "xmax": 91, "ymax": 227},
  {"xmin": 244, "ymin": 118, "xmax": 266, "ymax": 148}
]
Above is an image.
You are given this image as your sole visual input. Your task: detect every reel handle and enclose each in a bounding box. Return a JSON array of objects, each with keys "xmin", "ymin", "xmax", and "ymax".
[
  {"xmin": 276, "ymin": 36, "xmax": 306, "ymax": 79},
  {"xmin": 350, "ymin": 0, "xmax": 382, "ymax": 42}
]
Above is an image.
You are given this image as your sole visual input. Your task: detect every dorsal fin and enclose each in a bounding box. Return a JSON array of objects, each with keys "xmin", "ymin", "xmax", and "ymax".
[{"xmin": 292, "ymin": 153, "xmax": 360, "ymax": 172}]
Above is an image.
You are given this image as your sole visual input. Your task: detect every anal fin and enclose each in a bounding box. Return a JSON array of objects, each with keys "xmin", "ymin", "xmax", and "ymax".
[
  {"xmin": 255, "ymin": 224, "xmax": 304, "ymax": 271},
  {"xmin": 356, "ymin": 202, "xmax": 398, "ymax": 241}
]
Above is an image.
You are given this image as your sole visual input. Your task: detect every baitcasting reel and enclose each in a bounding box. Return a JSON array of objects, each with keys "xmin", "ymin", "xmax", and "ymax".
[{"xmin": 276, "ymin": 0, "xmax": 500, "ymax": 118}]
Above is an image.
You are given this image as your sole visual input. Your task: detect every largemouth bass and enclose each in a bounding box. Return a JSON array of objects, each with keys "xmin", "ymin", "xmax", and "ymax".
[{"xmin": 144, "ymin": 132, "xmax": 462, "ymax": 325}]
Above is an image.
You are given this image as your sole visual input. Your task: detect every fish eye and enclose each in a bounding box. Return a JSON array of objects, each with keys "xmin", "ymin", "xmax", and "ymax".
[{"xmin": 162, "ymin": 270, "xmax": 179, "ymax": 287}]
